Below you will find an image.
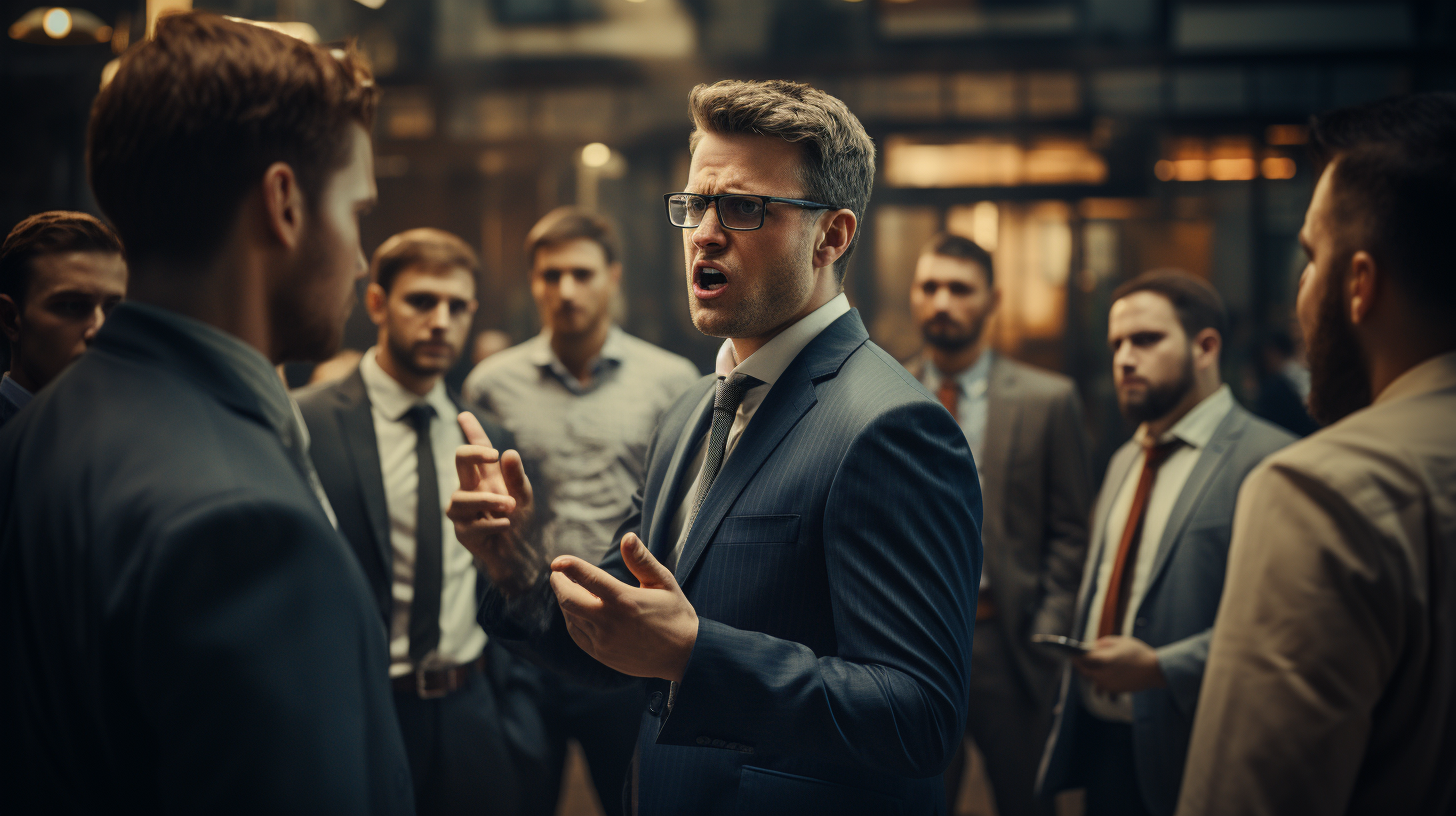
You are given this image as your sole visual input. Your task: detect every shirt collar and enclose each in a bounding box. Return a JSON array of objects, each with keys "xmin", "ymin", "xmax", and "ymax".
[
  {"xmin": 360, "ymin": 346, "xmax": 454, "ymax": 423},
  {"xmin": 529, "ymin": 326, "xmax": 623, "ymax": 393},
  {"xmin": 714, "ymin": 292, "xmax": 852, "ymax": 384},
  {"xmin": 926, "ymin": 349, "xmax": 995, "ymax": 395},
  {"xmin": 122, "ymin": 301, "xmax": 296, "ymax": 441},
  {"xmin": 1138, "ymin": 384, "xmax": 1235, "ymax": 450},
  {"xmin": 0, "ymin": 372, "xmax": 33, "ymax": 412},
  {"xmin": 1374, "ymin": 350, "xmax": 1456, "ymax": 407}
]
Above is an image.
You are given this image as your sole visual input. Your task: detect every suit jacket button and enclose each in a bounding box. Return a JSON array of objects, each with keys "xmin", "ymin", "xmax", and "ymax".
[{"xmin": 648, "ymin": 691, "xmax": 664, "ymax": 716}]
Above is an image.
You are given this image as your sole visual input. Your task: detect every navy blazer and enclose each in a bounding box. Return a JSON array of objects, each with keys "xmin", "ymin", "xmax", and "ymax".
[
  {"xmin": 1037, "ymin": 403, "xmax": 1294, "ymax": 816},
  {"xmin": 484, "ymin": 309, "xmax": 983, "ymax": 816},
  {"xmin": 0, "ymin": 305, "xmax": 413, "ymax": 815}
]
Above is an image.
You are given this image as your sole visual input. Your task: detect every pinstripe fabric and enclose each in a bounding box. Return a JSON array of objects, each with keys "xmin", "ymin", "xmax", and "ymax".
[{"xmin": 627, "ymin": 310, "xmax": 980, "ymax": 815}]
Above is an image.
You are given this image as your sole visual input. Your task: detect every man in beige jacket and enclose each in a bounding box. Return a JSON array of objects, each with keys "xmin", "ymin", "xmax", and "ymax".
[{"xmin": 1177, "ymin": 92, "xmax": 1456, "ymax": 816}]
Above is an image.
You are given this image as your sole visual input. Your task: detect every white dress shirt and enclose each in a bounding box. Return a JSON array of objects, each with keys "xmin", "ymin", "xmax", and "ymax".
[
  {"xmin": 666, "ymin": 293, "xmax": 851, "ymax": 570},
  {"xmin": 1081, "ymin": 384, "xmax": 1234, "ymax": 721},
  {"xmin": 360, "ymin": 348, "xmax": 487, "ymax": 677}
]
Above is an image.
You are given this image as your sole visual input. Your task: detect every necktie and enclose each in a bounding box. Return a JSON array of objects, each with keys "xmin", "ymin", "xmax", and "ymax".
[
  {"xmin": 404, "ymin": 404, "xmax": 441, "ymax": 663},
  {"xmin": 1096, "ymin": 438, "xmax": 1183, "ymax": 639},
  {"xmin": 684, "ymin": 373, "xmax": 759, "ymax": 545},
  {"xmin": 937, "ymin": 378, "xmax": 959, "ymax": 417}
]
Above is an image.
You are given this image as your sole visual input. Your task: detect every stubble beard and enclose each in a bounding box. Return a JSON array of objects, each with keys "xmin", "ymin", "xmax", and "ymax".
[
  {"xmin": 1306, "ymin": 264, "xmax": 1372, "ymax": 426},
  {"xmin": 687, "ymin": 244, "xmax": 815, "ymax": 341},
  {"xmin": 270, "ymin": 232, "xmax": 350, "ymax": 363},
  {"xmin": 922, "ymin": 312, "xmax": 987, "ymax": 353},
  {"xmin": 1120, "ymin": 347, "xmax": 1196, "ymax": 425}
]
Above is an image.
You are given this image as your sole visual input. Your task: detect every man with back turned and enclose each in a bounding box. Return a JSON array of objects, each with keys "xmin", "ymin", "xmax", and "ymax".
[
  {"xmin": 1178, "ymin": 91, "xmax": 1456, "ymax": 816},
  {"xmin": 0, "ymin": 14, "xmax": 412, "ymax": 814},
  {"xmin": 448, "ymin": 79, "xmax": 983, "ymax": 815}
]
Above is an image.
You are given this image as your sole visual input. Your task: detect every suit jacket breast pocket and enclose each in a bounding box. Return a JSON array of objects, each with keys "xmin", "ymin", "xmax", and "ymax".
[{"xmin": 713, "ymin": 514, "xmax": 801, "ymax": 546}]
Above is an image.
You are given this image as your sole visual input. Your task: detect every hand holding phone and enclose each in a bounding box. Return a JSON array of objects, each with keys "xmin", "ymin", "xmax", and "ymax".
[{"xmin": 1031, "ymin": 634, "xmax": 1092, "ymax": 657}]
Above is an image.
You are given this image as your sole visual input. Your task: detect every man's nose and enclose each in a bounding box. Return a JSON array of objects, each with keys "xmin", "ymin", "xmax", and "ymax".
[
  {"xmin": 428, "ymin": 302, "xmax": 451, "ymax": 328},
  {"xmin": 83, "ymin": 305, "xmax": 107, "ymax": 343},
  {"xmin": 691, "ymin": 204, "xmax": 726, "ymax": 251}
]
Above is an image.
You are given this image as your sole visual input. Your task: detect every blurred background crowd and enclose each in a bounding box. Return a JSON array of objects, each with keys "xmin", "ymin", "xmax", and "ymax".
[
  {"xmin": 3, "ymin": 3, "xmax": 1455, "ymax": 815},
  {"xmin": 5, "ymin": 0, "xmax": 1454, "ymax": 475}
]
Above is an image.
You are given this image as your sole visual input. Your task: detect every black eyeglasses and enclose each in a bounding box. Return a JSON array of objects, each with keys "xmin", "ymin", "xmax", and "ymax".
[{"xmin": 664, "ymin": 192, "xmax": 834, "ymax": 231}]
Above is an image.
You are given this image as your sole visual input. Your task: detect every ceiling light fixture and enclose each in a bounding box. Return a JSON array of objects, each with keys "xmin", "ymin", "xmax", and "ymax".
[{"xmin": 9, "ymin": 6, "xmax": 111, "ymax": 44}]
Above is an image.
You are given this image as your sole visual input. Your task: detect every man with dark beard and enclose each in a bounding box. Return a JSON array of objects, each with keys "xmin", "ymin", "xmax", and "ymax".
[
  {"xmin": 903, "ymin": 233, "xmax": 1092, "ymax": 816},
  {"xmin": 1037, "ymin": 271, "xmax": 1293, "ymax": 816},
  {"xmin": 1177, "ymin": 93, "xmax": 1456, "ymax": 816},
  {"xmin": 297, "ymin": 229, "xmax": 549, "ymax": 815}
]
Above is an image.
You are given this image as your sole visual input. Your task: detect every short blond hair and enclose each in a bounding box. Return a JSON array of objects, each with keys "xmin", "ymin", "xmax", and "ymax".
[{"xmin": 688, "ymin": 80, "xmax": 876, "ymax": 281}]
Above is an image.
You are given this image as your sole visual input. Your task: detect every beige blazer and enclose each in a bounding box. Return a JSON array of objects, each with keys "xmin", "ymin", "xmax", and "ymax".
[
  {"xmin": 905, "ymin": 352, "xmax": 1094, "ymax": 703},
  {"xmin": 1177, "ymin": 351, "xmax": 1456, "ymax": 816}
]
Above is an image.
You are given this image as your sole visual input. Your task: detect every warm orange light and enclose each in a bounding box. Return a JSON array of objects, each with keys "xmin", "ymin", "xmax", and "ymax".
[
  {"xmin": 1262, "ymin": 157, "xmax": 1297, "ymax": 179},
  {"xmin": 42, "ymin": 7, "xmax": 71, "ymax": 38},
  {"xmin": 1173, "ymin": 159, "xmax": 1207, "ymax": 182},
  {"xmin": 1209, "ymin": 158, "xmax": 1257, "ymax": 181},
  {"xmin": 884, "ymin": 137, "xmax": 1105, "ymax": 188},
  {"xmin": 1154, "ymin": 160, "xmax": 1175, "ymax": 182}
]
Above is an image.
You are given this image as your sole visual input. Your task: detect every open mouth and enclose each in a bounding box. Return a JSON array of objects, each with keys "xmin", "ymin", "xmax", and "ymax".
[{"xmin": 697, "ymin": 268, "xmax": 728, "ymax": 291}]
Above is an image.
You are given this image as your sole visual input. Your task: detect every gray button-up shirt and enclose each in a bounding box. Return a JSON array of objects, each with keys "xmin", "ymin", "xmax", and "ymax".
[{"xmin": 463, "ymin": 327, "xmax": 701, "ymax": 563}]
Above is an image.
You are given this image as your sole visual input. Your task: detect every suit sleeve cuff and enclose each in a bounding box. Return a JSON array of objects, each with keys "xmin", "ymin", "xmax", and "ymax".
[{"xmin": 1155, "ymin": 631, "xmax": 1211, "ymax": 715}]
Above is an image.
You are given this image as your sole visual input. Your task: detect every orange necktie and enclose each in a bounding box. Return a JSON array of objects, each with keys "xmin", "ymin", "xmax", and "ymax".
[
  {"xmin": 937, "ymin": 378, "xmax": 959, "ymax": 417},
  {"xmin": 1097, "ymin": 439, "xmax": 1182, "ymax": 639}
]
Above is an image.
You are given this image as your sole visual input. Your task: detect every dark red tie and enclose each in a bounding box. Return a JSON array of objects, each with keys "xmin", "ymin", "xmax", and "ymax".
[
  {"xmin": 937, "ymin": 378, "xmax": 959, "ymax": 417},
  {"xmin": 1097, "ymin": 439, "xmax": 1182, "ymax": 639}
]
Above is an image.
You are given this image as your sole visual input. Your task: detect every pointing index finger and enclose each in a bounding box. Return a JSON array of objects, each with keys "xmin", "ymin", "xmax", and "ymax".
[{"xmin": 458, "ymin": 411, "xmax": 494, "ymax": 448}]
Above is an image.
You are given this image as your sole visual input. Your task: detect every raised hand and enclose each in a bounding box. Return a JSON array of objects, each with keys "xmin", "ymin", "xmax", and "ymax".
[
  {"xmin": 447, "ymin": 412, "xmax": 541, "ymax": 596},
  {"xmin": 549, "ymin": 532, "xmax": 699, "ymax": 682}
]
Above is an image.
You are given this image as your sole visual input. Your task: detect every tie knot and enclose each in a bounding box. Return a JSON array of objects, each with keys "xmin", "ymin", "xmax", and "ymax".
[
  {"xmin": 403, "ymin": 403, "xmax": 436, "ymax": 431},
  {"xmin": 1143, "ymin": 437, "xmax": 1183, "ymax": 468},
  {"xmin": 713, "ymin": 373, "xmax": 759, "ymax": 414}
]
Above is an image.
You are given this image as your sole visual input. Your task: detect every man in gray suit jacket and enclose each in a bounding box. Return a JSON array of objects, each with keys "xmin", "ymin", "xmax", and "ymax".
[
  {"xmin": 1037, "ymin": 271, "xmax": 1293, "ymax": 816},
  {"xmin": 904, "ymin": 233, "xmax": 1092, "ymax": 816}
]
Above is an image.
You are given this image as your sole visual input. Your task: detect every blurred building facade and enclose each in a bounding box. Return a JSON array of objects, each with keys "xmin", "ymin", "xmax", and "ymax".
[{"xmin": 4, "ymin": 0, "xmax": 1454, "ymax": 466}]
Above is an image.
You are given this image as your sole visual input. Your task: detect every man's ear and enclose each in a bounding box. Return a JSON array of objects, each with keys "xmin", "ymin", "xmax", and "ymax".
[
  {"xmin": 987, "ymin": 287, "xmax": 1003, "ymax": 317},
  {"xmin": 608, "ymin": 262, "xmax": 623, "ymax": 288},
  {"xmin": 261, "ymin": 162, "xmax": 306, "ymax": 251},
  {"xmin": 1193, "ymin": 327, "xmax": 1222, "ymax": 370},
  {"xmin": 1347, "ymin": 250, "xmax": 1378, "ymax": 326},
  {"xmin": 364, "ymin": 282, "xmax": 388, "ymax": 327},
  {"xmin": 0, "ymin": 294, "xmax": 21, "ymax": 345},
  {"xmin": 812, "ymin": 209, "xmax": 857, "ymax": 272}
]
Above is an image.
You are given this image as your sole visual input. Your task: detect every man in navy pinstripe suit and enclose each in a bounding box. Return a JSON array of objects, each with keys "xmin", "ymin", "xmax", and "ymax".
[{"xmin": 449, "ymin": 79, "xmax": 983, "ymax": 815}]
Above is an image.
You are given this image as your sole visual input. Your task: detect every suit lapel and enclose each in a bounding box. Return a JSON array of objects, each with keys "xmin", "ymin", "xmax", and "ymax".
[
  {"xmin": 647, "ymin": 383, "xmax": 715, "ymax": 560},
  {"xmin": 1074, "ymin": 439, "xmax": 1139, "ymax": 630},
  {"xmin": 335, "ymin": 370, "xmax": 393, "ymax": 584},
  {"xmin": 1141, "ymin": 407, "xmax": 1248, "ymax": 598},
  {"xmin": 673, "ymin": 310, "xmax": 868, "ymax": 587}
]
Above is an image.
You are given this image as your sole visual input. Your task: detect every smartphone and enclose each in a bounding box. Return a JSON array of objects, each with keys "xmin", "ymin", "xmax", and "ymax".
[{"xmin": 1031, "ymin": 634, "xmax": 1092, "ymax": 657}]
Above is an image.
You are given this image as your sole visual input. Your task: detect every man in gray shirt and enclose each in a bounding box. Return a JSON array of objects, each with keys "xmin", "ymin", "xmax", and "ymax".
[{"xmin": 463, "ymin": 206, "xmax": 699, "ymax": 815}]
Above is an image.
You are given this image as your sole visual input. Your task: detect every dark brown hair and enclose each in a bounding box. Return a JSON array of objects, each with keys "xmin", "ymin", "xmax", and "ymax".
[
  {"xmin": 524, "ymin": 207, "xmax": 619, "ymax": 268},
  {"xmin": 87, "ymin": 12, "xmax": 377, "ymax": 269},
  {"xmin": 688, "ymin": 79, "xmax": 876, "ymax": 283},
  {"xmin": 370, "ymin": 228, "xmax": 480, "ymax": 294},
  {"xmin": 1, "ymin": 211, "xmax": 123, "ymax": 306},
  {"xmin": 1311, "ymin": 93, "xmax": 1456, "ymax": 314},
  {"xmin": 1112, "ymin": 270, "xmax": 1227, "ymax": 342},
  {"xmin": 921, "ymin": 233, "xmax": 994, "ymax": 289}
]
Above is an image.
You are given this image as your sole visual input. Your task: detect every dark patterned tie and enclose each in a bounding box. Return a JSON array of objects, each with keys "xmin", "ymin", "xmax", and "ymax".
[
  {"xmin": 404, "ymin": 404, "xmax": 441, "ymax": 662},
  {"xmin": 684, "ymin": 373, "xmax": 760, "ymax": 542}
]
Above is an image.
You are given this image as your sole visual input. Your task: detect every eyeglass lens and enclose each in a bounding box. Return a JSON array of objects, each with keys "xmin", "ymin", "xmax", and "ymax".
[{"xmin": 668, "ymin": 194, "xmax": 765, "ymax": 230}]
